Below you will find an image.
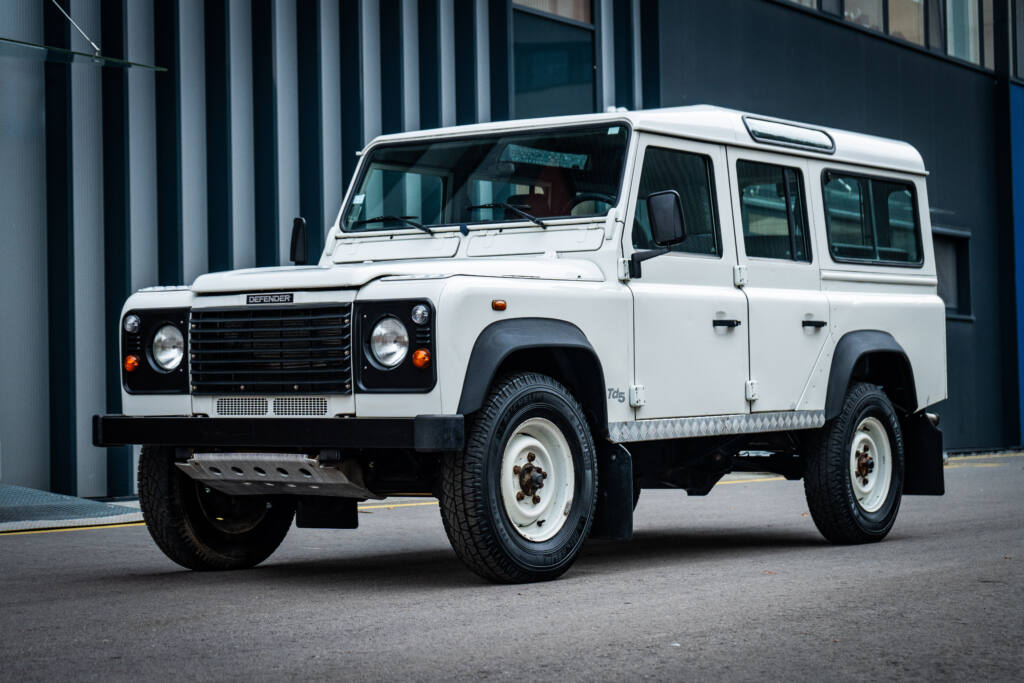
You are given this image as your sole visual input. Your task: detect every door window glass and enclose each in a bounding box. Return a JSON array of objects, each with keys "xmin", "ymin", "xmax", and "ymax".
[
  {"xmin": 737, "ymin": 160, "xmax": 811, "ymax": 262},
  {"xmin": 633, "ymin": 147, "xmax": 720, "ymax": 256},
  {"xmin": 823, "ymin": 172, "xmax": 922, "ymax": 264}
]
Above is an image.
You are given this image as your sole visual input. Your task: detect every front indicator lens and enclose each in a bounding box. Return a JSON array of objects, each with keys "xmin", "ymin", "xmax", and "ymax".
[
  {"xmin": 412, "ymin": 348, "xmax": 431, "ymax": 369},
  {"xmin": 152, "ymin": 324, "xmax": 185, "ymax": 371},
  {"xmin": 370, "ymin": 316, "xmax": 409, "ymax": 368},
  {"xmin": 124, "ymin": 354, "xmax": 140, "ymax": 372}
]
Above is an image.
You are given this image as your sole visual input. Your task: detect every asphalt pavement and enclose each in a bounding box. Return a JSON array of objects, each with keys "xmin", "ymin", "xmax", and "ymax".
[{"xmin": 1, "ymin": 454, "xmax": 1022, "ymax": 681}]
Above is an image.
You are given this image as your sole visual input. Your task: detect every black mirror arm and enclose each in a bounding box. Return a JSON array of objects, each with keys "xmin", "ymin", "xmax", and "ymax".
[{"xmin": 628, "ymin": 248, "xmax": 669, "ymax": 278}]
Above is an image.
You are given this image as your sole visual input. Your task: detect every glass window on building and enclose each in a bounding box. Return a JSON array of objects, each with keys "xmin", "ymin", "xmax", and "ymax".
[
  {"xmin": 846, "ymin": 0, "xmax": 884, "ymax": 30},
  {"xmin": 789, "ymin": 0, "xmax": 818, "ymax": 8},
  {"xmin": 928, "ymin": 0, "xmax": 947, "ymax": 50},
  {"xmin": 982, "ymin": 0, "xmax": 994, "ymax": 68},
  {"xmin": 1016, "ymin": 0, "xmax": 1024, "ymax": 76},
  {"xmin": 946, "ymin": 0, "xmax": 980, "ymax": 64},
  {"xmin": 514, "ymin": 0, "xmax": 591, "ymax": 23},
  {"xmin": 889, "ymin": 0, "xmax": 926, "ymax": 45},
  {"xmin": 933, "ymin": 229, "xmax": 972, "ymax": 316},
  {"xmin": 513, "ymin": 2, "xmax": 596, "ymax": 119}
]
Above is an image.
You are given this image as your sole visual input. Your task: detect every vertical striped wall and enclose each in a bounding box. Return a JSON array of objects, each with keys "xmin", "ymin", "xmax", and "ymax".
[{"xmin": 0, "ymin": 0, "xmax": 648, "ymax": 496}]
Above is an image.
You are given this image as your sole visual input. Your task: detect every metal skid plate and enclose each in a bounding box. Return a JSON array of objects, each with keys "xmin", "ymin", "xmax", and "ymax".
[{"xmin": 175, "ymin": 453, "xmax": 383, "ymax": 499}]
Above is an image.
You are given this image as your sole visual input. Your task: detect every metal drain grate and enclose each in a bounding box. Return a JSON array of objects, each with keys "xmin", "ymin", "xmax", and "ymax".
[
  {"xmin": 216, "ymin": 397, "xmax": 269, "ymax": 416},
  {"xmin": 273, "ymin": 397, "xmax": 328, "ymax": 416}
]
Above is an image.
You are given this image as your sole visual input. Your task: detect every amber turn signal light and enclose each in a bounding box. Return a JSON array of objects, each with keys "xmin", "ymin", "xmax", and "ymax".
[
  {"xmin": 491, "ymin": 299, "xmax": 507, "ymax": 311},
  {"xmin": 412, "ymin": 348, "xmax": 431, "ymax": 369},
  {"xmin": 124, "ymin": 354, "xmax": 140, "ymax": 373}
]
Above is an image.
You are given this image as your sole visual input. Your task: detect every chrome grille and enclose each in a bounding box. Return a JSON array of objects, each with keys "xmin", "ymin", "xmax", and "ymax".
[{"xmin": 190, "ymin": 304, "xmax": 352, "ymax": 395}]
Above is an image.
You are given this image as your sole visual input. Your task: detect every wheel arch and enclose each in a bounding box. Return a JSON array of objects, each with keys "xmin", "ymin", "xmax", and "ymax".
[
  {"xmin": 825, "ymin": 330, "xmax": 918, "ymax": 420},
  {"xmin": 457, "ymin": 318, "xmax": 608, "ymax": 438}
]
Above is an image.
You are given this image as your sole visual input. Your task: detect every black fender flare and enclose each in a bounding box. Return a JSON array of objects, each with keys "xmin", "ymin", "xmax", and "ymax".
[
  {"xmin": 824, "ymin": 330, "xmax": 917, "ymax": 420},
  {"xmin": 456, "ymin": 318, "xmax": 607, "ymax": 433}
]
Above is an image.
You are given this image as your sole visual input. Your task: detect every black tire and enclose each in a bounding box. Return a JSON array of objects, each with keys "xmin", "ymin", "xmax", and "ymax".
[
  {"xmin": 439, "ymin": 372, "xmax": 598, "ymax": 583},
  {"xmin": 804, "ymin": 382, "xmax": 905, "ymax": 544},
  {"xmin": 138, "ymin": 445, "xmax": 296, "ymax": 570}
]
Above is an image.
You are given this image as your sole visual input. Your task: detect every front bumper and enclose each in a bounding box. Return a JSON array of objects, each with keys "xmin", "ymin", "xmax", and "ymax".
[{"xmin": 92, "ymin": 414, "xmax": 465, "ymax": 452}]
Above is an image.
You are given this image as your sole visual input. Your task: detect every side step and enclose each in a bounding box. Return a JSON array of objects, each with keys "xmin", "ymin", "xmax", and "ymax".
[{"xmin": 175, "ymin": 453, "xmax": 383, "ymax": 499}]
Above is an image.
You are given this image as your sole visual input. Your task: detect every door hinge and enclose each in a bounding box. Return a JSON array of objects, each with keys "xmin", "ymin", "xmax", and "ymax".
[
  {"xmin": 745, "ymin": 379, "xmax": 759, "ymax": 402},
  {"xmin": 733, "ymin": 264, "xmax": 747, "ymax": 287},
  {"xmin": 618, "ymin": 258, "xmax": 631, "ymax": 281},
  {"xmin": 629, "ymin": 384, "xmax": 646, "ymax": 407}
]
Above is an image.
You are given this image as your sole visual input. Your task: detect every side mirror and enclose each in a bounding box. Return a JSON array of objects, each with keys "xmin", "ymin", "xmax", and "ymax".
[
  {"xmin": 646, "ymin": 190, "xmax": 687, "ymax": 246},
  {"xmin": 290, "ymin": 217, "xmax": 308, "ymax": 265}
]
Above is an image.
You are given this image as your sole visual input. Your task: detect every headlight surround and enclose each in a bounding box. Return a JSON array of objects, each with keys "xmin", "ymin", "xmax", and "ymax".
[
  {"xmin": 369, "ymin": 316, "xmax": 409, "ymax": 369},
  {"xmin": 151, "ymin": 324, "xmax": 185, "ymax": 371}
]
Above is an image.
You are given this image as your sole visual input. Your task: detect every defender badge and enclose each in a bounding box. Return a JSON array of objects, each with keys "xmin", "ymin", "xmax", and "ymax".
[{"xmin": 246, "ymin": 293, "xmax": 294, "ymax": 304}]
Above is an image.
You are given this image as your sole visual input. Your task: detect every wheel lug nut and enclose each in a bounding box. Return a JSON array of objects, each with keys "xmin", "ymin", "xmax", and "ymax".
[
  {"xmin": 532, "ymin": 495, "xmax": 540, "ymax": 504},
  {"xmin": 516, "ymin": 492, "xmax": 525, "ymax": 501},
  {"xmin": 527, "ymin": 453, "xmax": 535, "ymax": 462},
  {"xmin": 513, "ymin": 465, "xmax": 521, "ymax": 475}
]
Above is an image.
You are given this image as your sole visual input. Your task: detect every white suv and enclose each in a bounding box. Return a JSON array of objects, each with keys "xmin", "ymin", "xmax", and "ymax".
[{"xmin": 95, "ymin": 106, "xmax": 946, "ymax": 583}]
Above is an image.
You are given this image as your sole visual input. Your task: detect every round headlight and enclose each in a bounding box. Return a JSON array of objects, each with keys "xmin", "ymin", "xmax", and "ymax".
[
  {"xmin": 411, "ymin": 304, "xmax": 430, "ymax": 325},
  {"xmin": 152, "ymin": 324, "xmax": 184, "ymax": 371},
  {"xmin": 370, "ymin": 317, "xmax": 408, "ymax": 368}
]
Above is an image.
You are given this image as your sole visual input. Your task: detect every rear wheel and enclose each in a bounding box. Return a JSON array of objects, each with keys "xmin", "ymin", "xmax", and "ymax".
[
  {"xmin": 138, "ymin": 445, "xmax": 295, "ymax": 570},
  {"xmin": 804, "ymin": 383, "xmax": 904, "ymax": 544},
  {"xmin": 440, "ymin": 372, "xmax": 598, "ymax": 583}
]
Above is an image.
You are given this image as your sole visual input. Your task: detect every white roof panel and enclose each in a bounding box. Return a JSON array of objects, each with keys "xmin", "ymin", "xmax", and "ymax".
[{"xmin": 368, "ymin": 105, "xmax": 927, "ymax": 176}]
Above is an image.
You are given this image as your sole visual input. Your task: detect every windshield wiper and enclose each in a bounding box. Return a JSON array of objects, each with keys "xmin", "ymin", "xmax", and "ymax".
[
  {"xmin": 351, "ymin": 215, "xmax": 433, "ymax": 235},
  {"xmin": 467, "ymin": 202, "xmax": 547, "ymax": 229}
]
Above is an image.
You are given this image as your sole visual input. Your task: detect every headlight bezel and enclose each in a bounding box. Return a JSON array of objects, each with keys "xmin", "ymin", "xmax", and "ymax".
[
  {"xmin": 356, "ymin": 299, "xmax": 436, "ymax": 393},
  {"xmin": 121, "ymin": 308, "xmax": 190, "ymax": 394},
  {"xmin": 368, "ymin": 315, "xmax": 410, "ymax": 369}
]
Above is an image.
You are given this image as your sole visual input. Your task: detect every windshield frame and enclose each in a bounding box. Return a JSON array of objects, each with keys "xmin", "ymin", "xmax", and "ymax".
[{"xmin": 336, "ymin": 119, "xmax": 634, "ymax": 235}]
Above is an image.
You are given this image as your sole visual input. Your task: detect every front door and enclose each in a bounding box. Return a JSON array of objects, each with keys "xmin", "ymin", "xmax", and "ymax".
[
  {"xmin": 726, "ymin": 148, "xmax": 830, "ymax": 412},
  {"xmin": 627, "ymin": 135, "xmax": 749, "ymax": 419}
]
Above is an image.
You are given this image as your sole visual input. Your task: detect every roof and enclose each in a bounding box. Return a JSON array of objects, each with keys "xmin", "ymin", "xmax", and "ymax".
[{"xmin": 369, "ymin": 105, "xmax": 927, "ymax": 176}]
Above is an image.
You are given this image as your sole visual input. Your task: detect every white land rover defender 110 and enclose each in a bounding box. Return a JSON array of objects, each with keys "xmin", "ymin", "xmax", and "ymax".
[{"xmin": 95, "ymin": 106, "xmax": 946, "ymax": 583}]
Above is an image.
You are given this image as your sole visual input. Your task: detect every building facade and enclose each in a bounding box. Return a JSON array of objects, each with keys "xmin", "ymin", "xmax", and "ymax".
[{"xmin": 0, "ymin": 0, "xmax": 1021, "ymax": 497}]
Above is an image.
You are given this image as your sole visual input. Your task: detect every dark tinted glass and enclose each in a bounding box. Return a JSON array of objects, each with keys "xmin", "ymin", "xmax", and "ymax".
[
  {"xmin": 343, "ymin": 125, "xmax": 629, "ymax": 231},
  {"xmin": 633, "ymin": 148, "xmax": 719, "ymax": 256},
  {"xmin": 514, "ymin": 10, "xmax": 596, "ymax": 118},
  {"xmin": 933, "ymin": 235, "xmax": 959, "ymax": 309},
  {"xmin": 823, "ymin": 172, "xmax": 921, "ymax": 264},
  {"xmin": 737, "ymin": 160, "xmax": 811, "ymax": 262}
]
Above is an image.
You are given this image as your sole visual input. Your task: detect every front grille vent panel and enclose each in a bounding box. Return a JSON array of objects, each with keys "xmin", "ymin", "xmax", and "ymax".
[{"xmin": 190, "ymin": 305, "xmax": 352, "ymax": 395}]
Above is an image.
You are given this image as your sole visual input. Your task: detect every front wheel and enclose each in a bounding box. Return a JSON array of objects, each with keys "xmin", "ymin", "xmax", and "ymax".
[
  {"xmin": 803, "ymin": 382, "xmax": 905, "ymax": 544},
  {"xmin": 440, "ymin": 372, "xmax": 598, "ymax": 583},
  {"xmin": 138, "ymin": 445, "xmax": 296, "ymax": 570}
]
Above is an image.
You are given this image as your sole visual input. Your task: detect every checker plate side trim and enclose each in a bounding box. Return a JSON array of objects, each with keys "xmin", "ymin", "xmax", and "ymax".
[{"xmin": 609, "ymin": 410, "xmax": 826, "ymax": 443}]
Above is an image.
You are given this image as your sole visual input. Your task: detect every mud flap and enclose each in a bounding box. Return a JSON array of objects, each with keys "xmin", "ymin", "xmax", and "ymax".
[
  {"xmin": 902, "ymin": 412, "xmax": 945, "ymax": 495},
  {"xmin": 589, "ymin": 443, "xmax": 634, "ymax": 541},
  {"xmin": 296, "ymin": 496, "xmax": 359, "ymax": 528}
]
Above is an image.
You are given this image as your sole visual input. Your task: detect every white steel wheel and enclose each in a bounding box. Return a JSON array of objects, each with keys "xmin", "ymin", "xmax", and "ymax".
[
  {"xmin": 499, "ymin": 417, "xmax": 575, "ymax": 542},
  {"xmin": 848, "ymin": 416, "xmax": 893, "ymax": 513}
]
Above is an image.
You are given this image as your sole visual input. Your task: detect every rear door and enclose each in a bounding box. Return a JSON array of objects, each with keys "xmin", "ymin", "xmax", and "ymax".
[
  {"xmin": 726, "ymin": 148, "xmax": 830, "ymax": 412},
  {"xmin": 627, "ymin": 135, "xmax": 749, "ymax": 418}
]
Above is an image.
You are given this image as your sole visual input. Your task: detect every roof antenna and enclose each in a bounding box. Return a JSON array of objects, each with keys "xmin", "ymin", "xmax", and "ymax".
[{"xmin": 49, "ymin": 0, "xmax": 101, "ymax": 57}]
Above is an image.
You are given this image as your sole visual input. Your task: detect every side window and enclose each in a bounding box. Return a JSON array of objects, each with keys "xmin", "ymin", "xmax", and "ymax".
[
  {"xmin": 736, "ymin": 160, "xmax": 811, "ymax": 262},
  {"xmin": 632, "ymin": 147, "xmax": 720, "ymax": 256},
  {"xmin": 823, "ymin": 172, "xmax": 922, "ymax": 265}
]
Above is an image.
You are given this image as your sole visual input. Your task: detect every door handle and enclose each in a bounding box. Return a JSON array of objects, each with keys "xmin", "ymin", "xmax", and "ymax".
[
  {"xmin": 802, "ymin": 320, "xmax": 827, "ymax": 329},
  {"xmin": 712, "ymin": 319, "xmax": 742, "ymax": 328}
]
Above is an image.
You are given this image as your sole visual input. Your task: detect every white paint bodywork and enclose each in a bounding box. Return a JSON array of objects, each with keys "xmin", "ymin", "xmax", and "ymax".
[{"xmin": 119, "ymin": 106, "xmax": 946, "ymax": 441}]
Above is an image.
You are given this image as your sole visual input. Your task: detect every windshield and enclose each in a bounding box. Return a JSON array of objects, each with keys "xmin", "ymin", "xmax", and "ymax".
[{"xmin": 342, "ymin": 123, "xmax": 630, "ymax": 232}]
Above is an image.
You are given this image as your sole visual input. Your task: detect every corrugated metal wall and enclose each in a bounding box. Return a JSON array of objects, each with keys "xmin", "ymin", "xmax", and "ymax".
[{"xmin": 0, "ymin": 0, "xmax": 641, "ymax": 496}]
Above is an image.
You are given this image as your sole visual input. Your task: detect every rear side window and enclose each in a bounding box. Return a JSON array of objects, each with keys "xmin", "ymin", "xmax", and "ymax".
[
  {"xmin": 736, "ymin": 160, "xmax": 811, "ymax": 262},
  {"xmin": 822, "ymin": 171, "xmax": 921, "ymax": 265},
  {"xmin": 633, "ymin": 147, "xmax": 720, "ymax": 256}
]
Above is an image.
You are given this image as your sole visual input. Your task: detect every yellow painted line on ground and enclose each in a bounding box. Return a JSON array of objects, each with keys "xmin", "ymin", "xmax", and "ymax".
[
  {"xmin": 0, "ymin": 521, "xmax": 146, "ymax": 537},
  {"xmin": 944, "ymin": 462, "xmax": 1004, "ymax": 469},
  {"xmin": 357, "ymin": 501, "xmax": 439, "ymax": 511},
  {"xmin": 719, "ymin": 476, "xmax": 786, "ymax": 485}
]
